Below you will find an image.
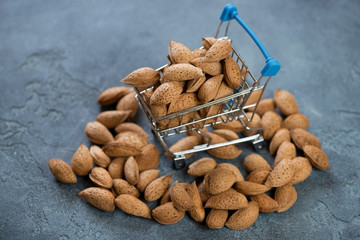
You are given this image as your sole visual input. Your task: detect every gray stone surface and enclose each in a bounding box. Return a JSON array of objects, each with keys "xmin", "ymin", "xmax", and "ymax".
[{"xmin": 1, "ymin": 0, "xmax": 359, "ymax": 239}]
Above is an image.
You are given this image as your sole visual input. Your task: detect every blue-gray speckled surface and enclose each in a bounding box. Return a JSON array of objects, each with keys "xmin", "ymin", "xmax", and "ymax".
[{"xmin": 1, "ymin": 0, "xmax": 359, "ymax": 239}]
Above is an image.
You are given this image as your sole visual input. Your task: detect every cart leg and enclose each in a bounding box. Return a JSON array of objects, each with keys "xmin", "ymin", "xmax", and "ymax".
[
  {"xmin": 252, "ymin": 135, "xmax": 264, "ymax": 152},
  {"xmin": 173, "ymin": 156, "xmax": 186, "ymax": 169}
]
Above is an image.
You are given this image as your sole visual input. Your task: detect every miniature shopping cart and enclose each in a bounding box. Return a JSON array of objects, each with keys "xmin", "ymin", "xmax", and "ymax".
[{"xmin": 135, "ymin": 3, "xmax": 281, "ymax": 169}]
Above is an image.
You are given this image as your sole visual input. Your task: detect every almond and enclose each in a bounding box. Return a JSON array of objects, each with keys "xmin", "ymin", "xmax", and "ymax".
[
  {"xmin": 121, "ymin": 67, "xmax": 160, "ymax": 88},
  {"xmin": 204, "ymin": 132, "xmax": 242, "ymax": 159},
  {"xmin": 136, "ymin": 169, "xmax": 160, "ymax": 192},
  {"xmin": 198, "ymin": 74, "xmax": 223, "ymax": 103},
  {"xmin": 190, "ymin": 57, "xmax": 222, "ymax": 76},
  {"xmin": 290, "ymin": 128, "xmax": 322, "ymax": 150},
  {"xmin": 116, "ymin": 91, "xmax": 139, "ymax": 120},
  {"xmin": 282, "ymin": 113, "xmax": 310, "ymax": 130},
  {"xmin": 71, "ymin": 144, "xmax": 93, "ymax": 176},
  {"xmin": 113, "ymin": 179, "xmax": 140, "ymax": 198},
  {"xmin": 206, "ymin": 209, "xmax": 228, "ymax": 229},
  {"xmin": 245, "ymin": 90, "xmax": 262, "ymax": 106},
  {"xmin": 269, "ymin": 128, "xmax": 291, "ymax": 155},
  {"xmin": 198, "ymin": 181, "xmax": 212, "ymax": 203},
  {"xmin": 274, "ymin": 184, "xmax": 297, "ymax": 212},
  {"xmin": 124, "ymin": 156, "xmax": 139, "ymax": 185},
  {"xmin": 152, "ymin": 202, "xmax": 185, "ymax": 225},
  {"xmin": 166, "ymin": 136, "xmax": 200, "ymax": 159},
  {"xmin": 248, "ymin": 98, "xmax": 275, "ymax": 116},
  {"xmin": 303, "ymin": 145, "xmax": 329, "ymax": 170},
  {"xmin": 108, "ymin": 157, "xmax": 126, "ymax": 179},
  {"xmin": 212, "ymin": 119, "xmax": 245, "ymax": 133},
  {"xmin": 225, "ymin": 201, "xmax": 259, "ymax": 230},
  {"xmin": 274, "ymin": 141, "xmax": 296, "ymax": 167},
  {"xmin": 193, "ymin": 48, "xmax": 207, "ymax": 58},
  {"xmin": 261, "ymin": 111, "xmax": 283, "ymax": 140},
  {"xmin": 114, "ymin": 122, "xmax": 149, "ymax": 143},
  {"xmin": 85, "ymin": 121, "xmax": 114, "ymax": 145},
  {"xmin": 96, "ymin": 110, "xmax": 130, "ymax": 129},
  {"xmin": 170, "ymin": 181, "xmax": 195, "ymax": 211},
  {"xmin": 168, "ymin": 39, "xmax": 195, "ymax": 64},
  {"xmin": 246, "ymin": 170, "xmax": 271, "ymax": 184},
  {"xmin": 234, "ymin": 181, "xmax": 271, "ymax": 196},
  {"xmin": 115, "ymin": 194, "xmax": 151, "ymax": 219},
  {"xmin": 48, "ymin": 158, "xmax": 77, "ymax": 183},
  {"xmin": 214, "ymin": 81, "xmax": 234, "ymax": 100},
  {"xmin": 135, "ymin": 144, "xmax": 160, "ymax": 172},
  {"xmin": 160, "ymin": 188, "xmax": 171, "ymax": 205},
  {"xmin": 289, "ymin": 157, "xmax": 312, "ymax": 184},
  {"xmin": 216, "ymin": 163, "xmax": 244, "ymax": 182},
  {"xmin": 265, "ymin": 159, "xmax": 295, "ymax": 187},
  {"xmin": 89, "ymin": 167, "xmax": 113, "ymax": 188},
  {"xmin": 90, "ymin": 145, "xmax": 111, "ymax": 168},
  {"xmin": 187, "ymin": 157, "xmax": 217, "ymax": 177},
  {"xmin": 241, "ymin": 112, "xmax": 261, "ymax": 136},
  {"xmin": 167, "ymin": 93, "xmax": 200, "ymax": 126},
  {"xmin": 250, "ymin": 193, "xmax": 279, "ymax": 213},
  {"xmin": 205, "ymin": 188, "xmax": 248, "ymax": 210},
  {"xmin": 213, "ymin": 129, "xmax": 239, "ymax": 141},
  {"xmin": 144, "ymin": 174, "xmax": 173, "ymax": 202},
  {"xmin": 97, "ymin": 86, "xmax": 132, "ymax": 106},
  {"xmin": 274, "ymin": 89, "xmax": 299, "ymax": 116},
  {"xmin": 78, "ymin": 187, "xmax": 115, "ymax": 212},
  {"xmin": 150, "ymin": 81, "xmax": 183, "ymax": 105},
  {"xmin": 141, "ymin": 88, "xmax": 154, "ymax": 106},
  {"xmin": 204, "ymin": 39, "xmax": 232, "ymax": 61},
  {"xmin": 104, "ymin": 131, "xmax": 147, "ymax": 157},
  {"xmin": 186, "ymin": 75, "xmax": 206, "ymax": 93},
  {"xmin": 204, "ymin": 168, "xmax": 237, "ymax": 195},
  {"xmin": 187, "ymin": 181, "xmax": 205, "ymax": 222},
  {"xmin": 150, "ymin": 104, "xmax": 169, "ymax": 129},
  {"xmin": 163, "ymin": 63, "xmax": 203, "ymax": 81},
  {"xmin": 202, "ymin": 37, "xmax": 217, "ymax": 50},
  {"xmin": 224, "ymin": 56, "xmax": 242, "ymax": 89},
  {"xmin": 243, "ymin": 153, "xmax": 272, "ymax": 173}
]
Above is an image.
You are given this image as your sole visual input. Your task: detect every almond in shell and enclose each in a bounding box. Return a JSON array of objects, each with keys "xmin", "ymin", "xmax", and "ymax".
[
  {"xmin": 274, "ymin": 184, "xmax": 297, "ymax": 212},
  {"xmin": 97, "ymin": 86, "xmax": 132, "ymax": 106},
  {"xmin": 289, "ymin": 157, "xmax": 312, "ymax": 184},
  {"xmin": 187, "ymin": 157, "xmax": 217, "ymax": 177},
  {"xmin": 205, "ymin": 188, "xmax": 248, "ymax": 210},
  {"xmin": 85, "ymin": 121, "xmax": 114, "ymax": 145},
  {"xmin": 152, "ymin": 202, "xmax": 185, "ymax": 225},
  {"xmin": 136, "ymin": 169, "xmax": 160, "ymax": 193},
  {"xmin": 150, "ymin": 81, "xmax": 183, "ymax": 105},
  {"xmin": 261, "ymin": 111, "xmax": 283, "ymax": 140},
  {"xmin": 187, "ymin": 181, "xmax": 205, "ymax": 222},
  {"xmin": 206, "ymin": 209, "xmax": 228, "ymax": 229},
  {"xmin": 282, "ymin": 113, "xmax": 310, "ymax": 130},
  {"xmin": 71, "ymin": 144, "xmax": 93, "ymax": 176},
  {"xmin": 202, "ymin": 37, "xmax": 217, "ymax": 50},
  {"xmin": 246, "ymin": 170, "xmax": 271, "ymax": 184},
  {"xmin": 204, "ymin": 168, "xmax": 237, "ymax": 195},
  {"xmin": 186, "ymin": 75, "xmax": 206, "ymax": 93},
  {"xmin": 160, "ymin": 188, "xmax": 171, "ymax": 205},
  {"xmin": 225, "ymin": 201, "xmax": 259, "ymax": 230},
  {"xmin": 243, "ymin": 153, "xmax": 272, "ymax": 173},
  {"xmin": 234, "ymin": 181, "xmax": 271, "ymax": 196},
  {"xmin": 214, "ymin": 81, "xmax": 234, "ymax": 100},
  {"xmin": 303, "ymin": 145, "xmax": 329, "ymax": 170},
  {"xmin": 170, "ymin": 181, "xmax": 195, "ymax": 211},
  {"xmin": 250, "ymin": 193, "xmax": 279, "ymax": 213},
  {"xmin": 104, "ymin": 131, "xmax": 147, "ymax": 157},
  {"xmin": 90, "ymin": 145, "xmax": 111, "ymax": 168},
  {"xmin": 114, "ymin": 122, "xmax": 149, "ymax": 143},
  {"xmin": 113, "ymin": 179, "xmax": 140, "ymax": 198},
  {"xmin": 274, "ymin": 141, "xmax": 296, "ymax": 167},
  {"xmin": 48, "ymin": 158, "xmax": 77, "ymax": 183},
  {"xmin": 198, "ymin": 181, "xmax": 212, "ymax": 203},
  {"xmin": 163, "ymin": 63, "xmax": 203, "ymax": 81},
  {"xmin": 198, "ymin": 74, "xmax": 223, "ymax": 103},
  {"xmin": 115, "ymin": 194, "xmax": 151, "ymax": 219},
  {"xmin": 169, "ymin": 39, "xmax": 195, "ymax": 64},
  {"xmin": 167, "ymin": 93, "xmax": 200, "ymax": 127},
  {"xmin": 116, "ymin": 91, "xmax": 139, "ymax": 120},
  {"xmin": 274, "ymin": 89, "xmax": 299, "ymax": 116},
  {"xmin": 124, "ymin": 156, "xmax": 139, "ymax": 185},
  {"xmin": 135, "ymin": 144, "xmax": 160, "ymax": 172},
  {"xmin": 216, "ymin": 163, "xmax": 244, "ymax": 182},
  {"xmin": 190, "ymin": 57, "xmax": 222, "ymax": 76},
  {"xmin": 224, "ymin": 56, "xmax": 242, "ymax": 89},
  {"xmin": 166, "ymin": 136, "xmax": 200, "ymax": 159},
  {"xmin": 265, "ymin": 159, "xmax": 295, "ymax": 187},
  {"xmin": 89, "ymin": 167, "xmax": 113, "ymax": 189},
  {"xmin": 290, "ymin": 128, "xmax": 322, "ymax": 150},
  {"xmin": 203, "ymin": 132, "xmax": 242, "ymax": 160},
  {"xmin": 96, "ymin": 110, "xmax": 130, "ymax": 129},
  {"xmin": 108, "ymin": 157, "xmax": 126, "ymax": 179},
  {"xmin": 248, "ymin": 98, "xmax": 275, "ymax": 116},
  {"xmin": 204, "ymin": 39, "xmax": 232, "ymax": 61},
  {"xmin": 144, "ymin": 174, "xmax": 173, "ymax": 202},
  {"xmin": 269, "ymin": 128, "xmax": 291, "ymax": 155},
  {"xmin": 78, "ymin": 187, "xmax": 115, "ymax": 212},
  {"xmin": 121, "ymin": 67, "xmax": 160, "ymax": 88}
]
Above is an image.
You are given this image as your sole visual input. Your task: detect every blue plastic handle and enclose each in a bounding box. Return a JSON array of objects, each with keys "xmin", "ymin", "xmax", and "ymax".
[{"xmin": 220, "ymin": 3, "xmax": 280, "ymax": 77}]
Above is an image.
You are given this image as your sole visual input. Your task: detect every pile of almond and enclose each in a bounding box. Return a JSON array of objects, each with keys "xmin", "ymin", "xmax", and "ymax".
[{"xmin": 48, "ymin": 37, "xmax": 329, "ymax": 230}]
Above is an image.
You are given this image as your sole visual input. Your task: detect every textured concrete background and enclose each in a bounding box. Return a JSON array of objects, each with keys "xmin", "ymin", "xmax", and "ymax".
[{"xmin": 1, "ymin": 0, "xmax": 359, "ymax": 239}]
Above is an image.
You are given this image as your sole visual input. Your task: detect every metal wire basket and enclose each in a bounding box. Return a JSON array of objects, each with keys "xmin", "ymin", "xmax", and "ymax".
[{"xmin": 135, "ymin": 3, "xmax": 280, "ymax": 169}]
